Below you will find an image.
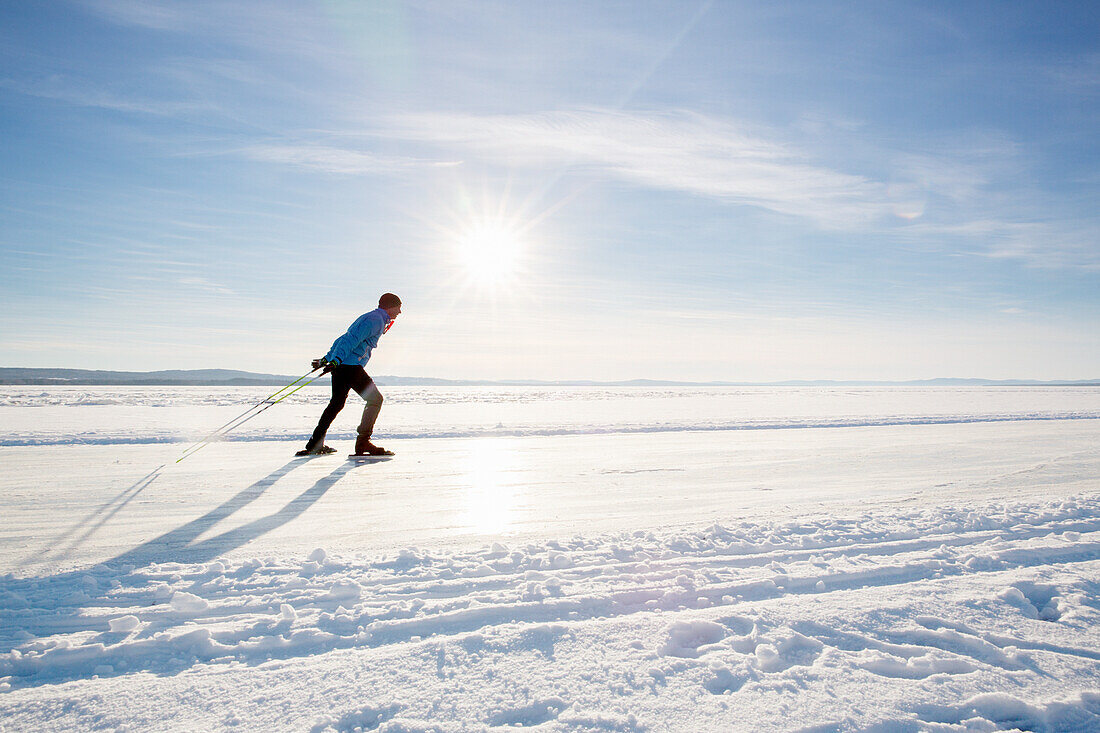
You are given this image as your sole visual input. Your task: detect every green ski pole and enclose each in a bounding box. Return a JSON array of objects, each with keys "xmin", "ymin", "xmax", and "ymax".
[{"xmin": 175, "ymin": 366, "xmax": 324, "ymax": 464}]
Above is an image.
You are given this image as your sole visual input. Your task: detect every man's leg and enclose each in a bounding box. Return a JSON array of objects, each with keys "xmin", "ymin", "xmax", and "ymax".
[
  {"xmin": 352, "ymin": 376, "xmax": 385, "ymax": 454},
  {"xmin": 303, "ymin": 367, "xmax": 354, "ymax": 452},
  {"xmin": 356, "ymin": 383, "xmax": 384, "ymax": 440}
]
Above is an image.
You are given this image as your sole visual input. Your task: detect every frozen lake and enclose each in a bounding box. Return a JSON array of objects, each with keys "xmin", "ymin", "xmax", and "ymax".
[
  {"xmin": 2, "ymin": 383, "xmax": 1099, "ymax": 446},
  {"xmin": 2, "ymin": 386, "xmax": 1099, "ymax": 730},
  {"xmin": 3, "ymin": 385, "xmax": 1099, "ymax": 572}
]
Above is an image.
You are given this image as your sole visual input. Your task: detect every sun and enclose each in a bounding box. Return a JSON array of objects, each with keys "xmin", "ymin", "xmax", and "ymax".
[
  {"xmin": 454, "ymin": 220, "xmax": 525, "ymax": 288},
  {"xmin": 414, "ymin": 182, "xmax": 555, "ymax": 297}
]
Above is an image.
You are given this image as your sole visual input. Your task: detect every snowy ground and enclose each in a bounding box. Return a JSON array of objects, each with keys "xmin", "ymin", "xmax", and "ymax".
[{"xmin": 2, "ymin": 386, "xmax": 1100, "ymax": 731}]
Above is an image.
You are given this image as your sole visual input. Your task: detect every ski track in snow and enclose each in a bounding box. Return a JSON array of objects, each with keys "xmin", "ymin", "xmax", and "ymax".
[
  {"xmin": 4, "ymin": 412, "xmax": 1100, "ymax": 447},
  {"xmin": 3, "ymin": 495, "xmax": 1100, "ymax": 730}
]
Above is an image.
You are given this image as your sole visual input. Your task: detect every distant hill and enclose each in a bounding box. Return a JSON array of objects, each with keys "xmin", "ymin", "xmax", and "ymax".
[
  {"xmin": 0, "ymin": 368, "xmax": 300, "ymax": 386},
  {"xmin": 0, "ymin": 368, "xmax": 1097, "ymax": 387}
]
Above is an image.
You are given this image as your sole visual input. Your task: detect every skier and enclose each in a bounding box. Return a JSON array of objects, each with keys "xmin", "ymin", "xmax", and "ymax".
[{"xmin": 297, "ymin": 293, "xmax": 402, "ymax": 457}]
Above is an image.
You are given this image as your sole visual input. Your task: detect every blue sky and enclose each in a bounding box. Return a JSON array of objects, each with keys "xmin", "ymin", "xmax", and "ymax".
[{"xmin": 1, "ymin": 0, "xmax": 1097, "ymax": 381}]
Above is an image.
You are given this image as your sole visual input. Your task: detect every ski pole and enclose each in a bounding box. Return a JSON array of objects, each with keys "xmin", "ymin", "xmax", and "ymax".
[
  {"xmin": 196, "ymin": 370, "xmax": 327, "ymax": 440},
  {"xmin": 182, "ymin": 367, "xmax": 320, "ymax": 452},
  {"xmin": 175, "ymin": 366, "xmax": 325, "ymax": 463}
]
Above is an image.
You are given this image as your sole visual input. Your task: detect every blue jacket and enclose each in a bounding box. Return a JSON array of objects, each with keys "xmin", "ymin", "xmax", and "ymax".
[{"xmin": 325, "ymin": 308, "xmax": 392, "ymax": 367}]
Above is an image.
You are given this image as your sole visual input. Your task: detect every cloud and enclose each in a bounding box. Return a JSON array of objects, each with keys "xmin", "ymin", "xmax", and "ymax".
[
  {"xmin": 0, "ymin": 78, "xmax": 203, "ymax": 117},
  {"xmin": 980, "ymin": 223, "xmax": 1100, "ymax": 271},
  {"xmin": 1045, "ymin": 52, "xmax": 1100, "ymax": 94},
  {"xmin": 384, "ymin": 108, "xmax": 893, "ymax": 228},
  {"xmin": 81, "ymin": 0, "xmax": 360, "ymax": 71},
  {"xmin": 241, "ymin": 144, "xmax": 459, "ymax": 175},
  {"xmin": 80, "ymin": 0, "xmax": 184, "ymax": 31},
  {"xmin": 177, "ymin": 277, "xmax": 235, "ymax": 295},
  {"xmin": 904, "ymin": 218, "xmax": 1100, "ymax": 271},
  {"xmin": 369, "ymin": 108, "xmax": 1100, "ymax": 269}
]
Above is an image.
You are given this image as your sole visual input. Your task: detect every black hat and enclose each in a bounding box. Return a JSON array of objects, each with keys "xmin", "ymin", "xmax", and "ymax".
[{"xmin": 378, "ymin": 293, "xmax": 402, "ymax": 309}]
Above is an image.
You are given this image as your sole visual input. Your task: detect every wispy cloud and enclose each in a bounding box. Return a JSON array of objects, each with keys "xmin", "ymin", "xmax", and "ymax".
[
  {"xmin": 177, "ymin": 277, "xmax": 235, "ymax": 295},
  {"xmin": 384, "ymin": 108, "xmax": 892, "ymax": 228},
  {"xmin": 241, "ymin": 144, "xmax": 459, "ymax": 175},
  {"xmin": 80, "ymin": 0, "xmax": 183, "ymax": 31},
  {"xmin": 1045, "ymin": 52, "xmax": 1100, "ymax": 94},
  {"xmin": 81, "ymin": 0, "xmax": 364, "ymax": 73},
  {"xmin": 0, "ymin": 77, "xmax": 204, "ymax": 117},
  {"xmin": 362, "ymin": 108, "xmax": 1097, "ymax": 269},
  {"xmin": 977, "ymin": 222, "xmax": 1100, "ymax": 271},
  {"xmin": 901, "ymin": 218, "xmax": 1100, "ymax": 271},
  {"xmin": 372, "ymin": 110, "xmax": 1033, "ymax": 237}
]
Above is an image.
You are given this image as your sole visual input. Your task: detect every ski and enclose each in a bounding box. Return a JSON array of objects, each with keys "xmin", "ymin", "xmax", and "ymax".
[
  {"xmin": 347, "ymin": 453, "xmax": 394, "ymax": 462},
  {"xmin": 295, "ymin": 446, "xmax": 337, "ymax": 457}
]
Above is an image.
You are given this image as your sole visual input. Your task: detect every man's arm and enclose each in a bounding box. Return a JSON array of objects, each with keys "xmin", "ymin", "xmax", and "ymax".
[
  {"xmin": 324, "ymin": 311, "xmax": 387, "ymax": 366},
  {"xmin": 345, "ymin": 311, "xmax": 386, "ymax": 343}
]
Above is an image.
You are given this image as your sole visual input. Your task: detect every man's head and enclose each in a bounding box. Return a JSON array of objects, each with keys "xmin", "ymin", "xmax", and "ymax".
[{"xmin": 379, "ymin": 292, "xmax": 402, "ymax": 318}]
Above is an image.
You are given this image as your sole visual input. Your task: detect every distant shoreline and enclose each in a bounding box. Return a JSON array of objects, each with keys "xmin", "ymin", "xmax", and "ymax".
[{"xmin": 0, "ymin": 368, "xmax": 1097, "ymax": 388}]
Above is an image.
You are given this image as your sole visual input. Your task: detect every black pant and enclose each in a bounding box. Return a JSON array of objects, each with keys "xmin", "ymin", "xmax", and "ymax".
[{"xmin": 306, "ymin": 365, "xmax": 375, "ymax": 449}]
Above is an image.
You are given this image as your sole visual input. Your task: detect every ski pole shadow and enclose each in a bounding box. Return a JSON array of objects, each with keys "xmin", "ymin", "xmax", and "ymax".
[
  {"xmin": 0, "ymin": 457, "xmax": 353, "ymax": 657},
  {"xmin": 26, "ymin": 464, "xmax": 166, "ymax": 570},
  {"xmin": 114, "ymin": 459, "xmax": 355, "ymax": 566}
]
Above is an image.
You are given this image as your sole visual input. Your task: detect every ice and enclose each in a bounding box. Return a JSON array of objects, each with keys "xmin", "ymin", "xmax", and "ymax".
[
  {"xmin": 0, "ymin": 385, "xmax": 1098, "ymax": 730},
  {"xmin": 2, "ymin": 384, "xmax": 1099, "ymax": 447}
]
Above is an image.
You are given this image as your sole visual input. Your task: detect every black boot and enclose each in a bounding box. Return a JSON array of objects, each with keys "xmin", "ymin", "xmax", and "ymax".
[{"xmin": 296, "ymin": 441, "xmax": 336, "ymax": 456}]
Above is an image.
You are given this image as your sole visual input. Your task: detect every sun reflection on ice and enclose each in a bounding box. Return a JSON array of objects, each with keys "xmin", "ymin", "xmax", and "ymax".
[{"xmin": 460, "ymin": 439, "xmax": 521, "ymax": 535}]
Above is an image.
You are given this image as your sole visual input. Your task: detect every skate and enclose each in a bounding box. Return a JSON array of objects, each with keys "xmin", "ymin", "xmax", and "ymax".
[
  {"xmin": 295, "ymin": 445, "xmax": 337, "ymax": 457},
  {"xmin": 349, "ymin": 439, "xmax": 394, "ymax": 459}
]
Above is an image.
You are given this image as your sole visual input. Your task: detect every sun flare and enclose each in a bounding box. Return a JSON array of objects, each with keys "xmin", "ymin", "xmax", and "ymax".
[
  {"xmin": 454, "ymin": 221, "xmax": 525, "ymax": 288},
  {"xmin": 460, "ymin": 438, "xmax": 519, "ymax": 534}
]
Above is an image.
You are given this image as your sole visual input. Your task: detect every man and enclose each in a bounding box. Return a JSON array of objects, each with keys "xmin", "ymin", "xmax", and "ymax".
[{"xmin": 297, "ymin": 293, "xmax": 402, "ymax": 457}]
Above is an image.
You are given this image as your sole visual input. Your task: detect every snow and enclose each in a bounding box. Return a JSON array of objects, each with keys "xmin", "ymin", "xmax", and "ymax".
[{"xmin": 1, "ymin": 386, "xmax": 1099, "ymax": 731}]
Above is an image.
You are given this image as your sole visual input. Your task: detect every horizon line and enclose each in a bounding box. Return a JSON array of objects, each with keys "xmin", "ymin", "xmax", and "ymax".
[{"xmin": 0, "ymin": 367, "xmax": 1098, "ymax": 387}]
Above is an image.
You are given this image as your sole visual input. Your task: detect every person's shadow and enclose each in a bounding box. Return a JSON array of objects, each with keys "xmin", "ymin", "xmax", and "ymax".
[
  {"xmin": 111, "ymin": 458, "xmax": 355, "ymax": 567},
  {"xmin": 0, "ymin": 457, "xmax": 355, "ymax": 660}
]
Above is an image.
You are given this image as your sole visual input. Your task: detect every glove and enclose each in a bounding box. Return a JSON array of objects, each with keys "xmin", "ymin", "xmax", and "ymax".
[{"xmin": 311, "ymin": 357, "xmax": 341, "ymax": 373}]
